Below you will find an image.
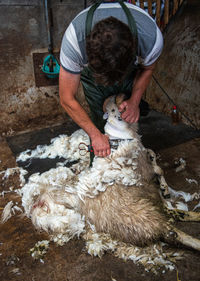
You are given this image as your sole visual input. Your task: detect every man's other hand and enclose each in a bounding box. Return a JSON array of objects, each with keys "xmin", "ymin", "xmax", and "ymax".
[
  {"xmin": 118, "ymin": 99, "xmax": 140, "ymax": 123},
  {"xmin": 91, "ymin": 132, "xmax": 110, "ymax": 157}
]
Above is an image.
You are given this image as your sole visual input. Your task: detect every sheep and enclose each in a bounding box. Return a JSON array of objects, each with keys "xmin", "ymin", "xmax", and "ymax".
[{"xmin": 21, "ymin": 93, "xmax": 200, "ymax": 270}]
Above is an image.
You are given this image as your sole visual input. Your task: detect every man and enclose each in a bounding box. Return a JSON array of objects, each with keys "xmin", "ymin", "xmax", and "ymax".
[{"xmin": 59, "ymin": 0, "xmax": 163, "ymax": 158}]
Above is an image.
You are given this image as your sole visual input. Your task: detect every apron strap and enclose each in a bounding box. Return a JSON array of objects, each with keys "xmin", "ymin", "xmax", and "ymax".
[
  {"xmin": 85, "ymin": 2, "xmax": 101, "ymax": 37},
  {"xmin": 85, "ymin": 0, "xmax": 138, "ymax": 48},
  {"xmin": 118, "ymin": 0, "xmax": 138, "ymax": 45}
]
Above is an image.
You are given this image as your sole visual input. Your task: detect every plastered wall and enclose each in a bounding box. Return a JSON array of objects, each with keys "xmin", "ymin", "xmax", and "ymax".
[{"xmin": 0, "ymin": 0, "xmax": 93, "ymax": 135}]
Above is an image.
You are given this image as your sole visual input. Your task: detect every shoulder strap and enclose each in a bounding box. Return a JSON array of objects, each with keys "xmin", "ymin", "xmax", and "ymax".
[
  {"xmin": 85, "ymin": 0, "xmax": 138, "ymax": 47},
  {"xmin": 85, "ymin": 2, "xmax": 101, "ymax": 37},
  {"xmin": 118, "ymin": 0, "xmax": 138, "ymax": 44}
]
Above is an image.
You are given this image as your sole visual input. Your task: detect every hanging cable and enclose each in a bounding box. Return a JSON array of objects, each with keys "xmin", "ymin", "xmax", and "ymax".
[{"xmin": 152, "ymin": 75, "xmax": 198, "ymax": 130}]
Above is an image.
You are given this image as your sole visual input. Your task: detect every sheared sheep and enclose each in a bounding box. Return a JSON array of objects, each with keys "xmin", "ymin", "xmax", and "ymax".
[{"xmin": 25, "ymin": 94, "xmax": 200, "ymax": 258}]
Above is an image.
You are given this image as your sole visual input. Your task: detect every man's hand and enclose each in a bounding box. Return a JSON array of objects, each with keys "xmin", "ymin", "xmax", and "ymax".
[
  {"xmin": 118, "ymin": 62, "xmax": 156, "ymax": 124},
  {"xmin": 91, "ymin": 132, "xmax": 111, "ymax": 157},
  {"xmin": 118, "ymin": 99, "xmax": 140, "ymax": 123}
]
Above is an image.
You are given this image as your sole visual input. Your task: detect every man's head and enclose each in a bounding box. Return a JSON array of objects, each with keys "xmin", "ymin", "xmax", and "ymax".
[{"xmin": 86, "ymin": 16, "xmax": 136, "ymax": 86}]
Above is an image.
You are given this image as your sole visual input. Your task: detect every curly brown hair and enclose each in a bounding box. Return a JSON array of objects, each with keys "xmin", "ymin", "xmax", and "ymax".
[{"xmin": 86, "ymin": 16, "xmax": 136, "ymax": 86}]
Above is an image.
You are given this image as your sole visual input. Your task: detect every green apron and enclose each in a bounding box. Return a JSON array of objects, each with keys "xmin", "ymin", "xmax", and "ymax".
[{"xmin": 80, "ymin": 0, "xmax": 139, "ymax": 133}]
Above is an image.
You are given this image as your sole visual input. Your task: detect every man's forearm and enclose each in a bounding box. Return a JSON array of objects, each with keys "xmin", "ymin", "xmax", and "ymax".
[
  {"xmin": 130, "ymin": 63, "xmax": 156, "ymax": 105},
  {"xmin": 61, "ymin": 97, "xmax": 101, "ymax": 139},
  {"xmin": 59, "ymin": 67, "xmax": 101, "ymax": 139}
]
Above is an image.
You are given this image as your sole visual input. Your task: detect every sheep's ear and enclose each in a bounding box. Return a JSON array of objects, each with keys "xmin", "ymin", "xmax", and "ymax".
[
  {"xmin": 103, "ymin": 112, "xmax": 109, "ymax": 120},
  {"xmin": 103, "ymin": 96, "xmax": 114, "ymax": 112},
  {"xmin": 116, "ymin": 93, "xmax": 126, "ymax": 108},
  {"xmin": 103, "ymin": 97, "xmax": 110, "ymax": 112}
]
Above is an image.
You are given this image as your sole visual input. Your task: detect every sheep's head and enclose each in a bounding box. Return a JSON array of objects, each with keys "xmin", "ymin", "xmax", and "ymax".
[{"xmin": 103, "ymin": 94, "xmax": 137, "ymax": 139}]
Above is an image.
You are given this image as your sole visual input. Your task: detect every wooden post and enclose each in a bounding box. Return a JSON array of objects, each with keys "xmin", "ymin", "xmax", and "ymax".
[
  {"xmin": 139, "ymin": 0, "xmax": 144, "ymax": 10},
  {"xmin": 164, "ymin": 0, "xmax": 169, "ymax": 28},
  {"xmin": 147, "ymin": 0, "xmax": 153, "ymax": 17},
  {"xmin": 156, "ymin": 0, "xmax": 161, "ymax": 28},
  {"xmin": 173, "ymin": 0, "xmax": 179, "ymax": 15}
]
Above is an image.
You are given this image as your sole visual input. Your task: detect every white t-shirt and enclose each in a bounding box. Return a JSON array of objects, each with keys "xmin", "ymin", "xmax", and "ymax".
[{"xmin": 60, "ymin": 2, "xmax": 163, "ymax": 74}]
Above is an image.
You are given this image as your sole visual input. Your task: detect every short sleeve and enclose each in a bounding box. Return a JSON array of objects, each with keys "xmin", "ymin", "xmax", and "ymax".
[
  {"xmin": 60, "ymin": 23, "xmax": 84, "ymax": 74},
  {"xmin": 142, "ymin": 27, "xmax": 163, "ymax": 66}
]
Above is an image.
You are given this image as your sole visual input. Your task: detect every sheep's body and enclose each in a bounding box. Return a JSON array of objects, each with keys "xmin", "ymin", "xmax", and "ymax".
[
  {"xmin": 21, "ymin": 94, "xmax": 200, "ymax": 268},
  {"xmin": 29, "ymin": 135, "xmax": 166, "ymax": 244},
  {"xmin": 81, "ymin": 182, "xmax": 168, "ymax": 246},
  {"xmin": 79, "ymin": 95, "xmax": 168, "ymax": 245},
  {"xmin": 27, "ymin": 95, "xmax": 168, "ymax": 245}
]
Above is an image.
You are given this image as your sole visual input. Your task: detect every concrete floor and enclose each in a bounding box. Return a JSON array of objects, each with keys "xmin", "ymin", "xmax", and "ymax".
[{"xmin": 0, "ymin": 111, "xmax": 200, "ymax": 281}]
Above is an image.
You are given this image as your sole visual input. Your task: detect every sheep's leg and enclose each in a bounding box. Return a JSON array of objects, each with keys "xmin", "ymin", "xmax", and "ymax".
[
  {"xmin": 152, "ymin": 174, "xmax": 171, "ymax": 199},
  {"xmin": 158, "ymin": 175, "xmax": 171, "ymax": 199},
  {"xmin": 170, "ymin": 227, "xmax": 200, "ymax": 251},
  {"xmin": 166, "ymin": 208, "xmax": 200, "ymax": 222},
  {"xmin": 147, "ymin": 149, "xmax": 170, "ymax": 199}
]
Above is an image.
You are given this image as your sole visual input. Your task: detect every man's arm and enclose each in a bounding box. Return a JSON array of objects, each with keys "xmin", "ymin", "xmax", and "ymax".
[
  {"xmin": 118, "ymin": 62, "xmax": 156, "ymax": 123},
  {"xmin": 59, "ymin": 66, "xmax": 110, "ymax": 157}
]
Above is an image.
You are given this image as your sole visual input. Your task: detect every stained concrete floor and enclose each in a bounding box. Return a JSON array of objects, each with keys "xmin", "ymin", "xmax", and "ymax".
[{"xmin": 0, "ymin": 111, "xmax": 200, "ymax": 281}]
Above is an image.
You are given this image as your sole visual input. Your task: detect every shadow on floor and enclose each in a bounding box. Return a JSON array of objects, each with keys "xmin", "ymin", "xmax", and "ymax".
[{"xmin": 139, "ymin": 110, "xmax": 200, "ymax": 151}]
